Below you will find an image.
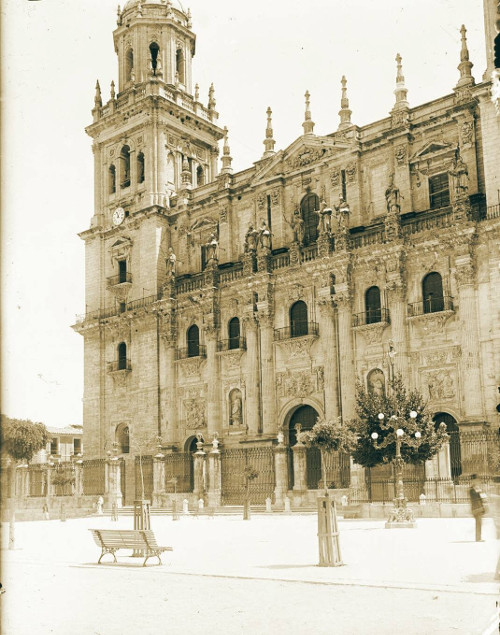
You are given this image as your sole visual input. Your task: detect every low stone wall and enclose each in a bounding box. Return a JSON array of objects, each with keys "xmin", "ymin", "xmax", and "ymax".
[
  {"xmin": 354, "ymin": 502, "xmax": 471, "ymax": 519},
  {"xmin": 10, "ymin": 496, "xmax": 97, "ymax": 521}
]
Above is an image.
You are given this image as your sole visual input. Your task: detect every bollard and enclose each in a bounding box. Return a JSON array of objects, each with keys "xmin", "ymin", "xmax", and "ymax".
[
  {"xmin": 182, "ymin": 499, "xmax": 189, "ymax": 514},
  {"xmin": 265, "ymin": 497, "xmax": 272, "ymax": 513},
  {"xmin": 284, "ymin": 496, "xmax": 291, "ymax": 513},
  {"xmin": 172, "ymin": 498, "xmax": 179, "ymax": 521},
  {"xmin": 341, "ymin": 495, "xmax": 348, "ymax": 507},
  {"xmin": 111, "ymin": 501, "xmax": 118, "ymax": 522},
  {"xmin": 198, "ymin": 498, "xmax": 204, "ymax": 511},
  {"xmin": 419, "ymin": 493, "xmax": 426, "ymax": 506}
]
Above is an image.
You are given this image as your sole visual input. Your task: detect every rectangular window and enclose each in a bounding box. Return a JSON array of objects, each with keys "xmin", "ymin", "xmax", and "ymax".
[
  {"xmin": 341, "ymin": 170, "xmax": 347, "ymax": 200},
  {"xmin": 50, "ymin": 439, "xmax": 59, "ymax": 455},
  {"xmin": 73, "ymin": 438, "xmax": 81, "ymax": 455},
  {"xmin": 118, "ymin": 260, "xmax": 127, "ymax": 283},
  {"xmin": 201, "ymin": 245, "xmax": 208, "ymax": 271},
  {"xmin": 266, "ymin": 194, "xmax": 272, "ymax": 230},
  {"xmin": 429, "ymin": 173, "xmax": 450, "ymax": 209}
]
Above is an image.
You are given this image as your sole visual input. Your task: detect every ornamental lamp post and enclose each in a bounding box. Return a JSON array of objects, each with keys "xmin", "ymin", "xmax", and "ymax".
[{"xmin": 372, "ymin": 410, "xmax": 419, "ymax": 528}]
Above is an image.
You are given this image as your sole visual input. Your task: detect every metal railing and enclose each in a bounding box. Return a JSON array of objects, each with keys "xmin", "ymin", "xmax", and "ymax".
[
  {"xmin": 217, "ymin": 337, "xmax": 247, "ymax": 352},
  {"xmin": 75, "ymin": 293, "xmax": 161, "ymax": 323},
  {"xmin": 107, "ymin": 359, "xmax": 132, "ymax": 372},
  {"xmin": 175, "ymin": 345, "xmax": 207, "ymax": 360},
  {"xmin": 274, "ymin": 321, "xmax": 319, "ymax": 341},
  {"xmin": 352, "ymin": 308, "xmax": 390, "ymax": 327},
  {"xmin": 407, "ymin": 296, "xmax": 454, "ymax": 317},
  {"xmin": 107, "ymin": 273, "xmax": 132, "ymax": 286}
]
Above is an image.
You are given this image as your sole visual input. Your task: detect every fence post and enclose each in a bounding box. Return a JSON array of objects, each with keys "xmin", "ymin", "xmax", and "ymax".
[
  {"xmin": 207, "ymin": 438, "xmax": 221, "ymax": 509},
  {"xmin": 273, "ymin": 435, "xmax": 288, "ymax": 509},
  {"xmin": 349, "ymin": 458, "xmax": 368, "ymax": 501},
  {"xmin": 152, "ymin": 453, "xmax": 166, "ymax": 507},
  {"xmin": 74, "ymin": 457, "xmax": 84, "ymax": 498}
]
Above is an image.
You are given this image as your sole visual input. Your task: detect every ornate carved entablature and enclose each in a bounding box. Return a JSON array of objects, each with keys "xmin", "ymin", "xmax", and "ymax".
[
  {"xmin": 276, "ymin": 368, "xmax": 323, "ymax": 399},
  {"xmin": 110, "ymin": 236, "xmax": 133, "ymax": 264},
  {"xmin": 109, "ymin": 368, "xmax": 131, "ymax": 390},
  {"xmin": 176, "ymin": 356, "xmax": 204, "ymax": 379},
  {"xmin": 218, "ymin": 349, "xmax": 243, "ymax": 373},
  {"xmin": 407, "ymin": 309, "xmax": 455, "ymax": 339},
  {"xmin": 409, "ymin": 141, "xmax": 456, "ymax": 178},
  {"xmin": 353, "ymin": 321, "xmax": 389, "ymax": 347},
  {"xmin": 275, "ymin": 333, "xmax": 318, "ymax": 362}
]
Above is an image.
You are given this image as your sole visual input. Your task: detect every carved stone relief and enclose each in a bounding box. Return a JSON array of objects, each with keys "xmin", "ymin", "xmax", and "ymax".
[
  {"xmin": 346, "ymin": 162, "xmax": 357, "ymax": 183},
  {"xmin": 177, "ymin": 357, "xmax": 203, "ymax": 378},
  {"xmin": 424, "ymin": 369, "xmax": 456, "ymax": 401},
  {"xmin": 276, "ymin": 369, "xmax": 319, "ymax": 398},
  {"xmin": 271, "ymin": 188, "xmax": 280, "ymax": 205},
  {"xmin": 330, "ymin": 168, "xmax": 340, "ymax": 187},
  {"xmin": 395, "ymin": 145, "xmax": 407, "ymax": 165},
  {"xmin": 183, "ymin": 398, "xmax": 206, "ymax": 429},
  {"xmin": 278, "ymin": 337, "xmax": 314, "ymax": 360}
]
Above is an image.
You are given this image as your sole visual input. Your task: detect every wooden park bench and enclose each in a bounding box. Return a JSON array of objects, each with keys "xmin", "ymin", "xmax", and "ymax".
[{"xmin": 89, "ymin": 529, "xmax": 173, "ymax": 566}]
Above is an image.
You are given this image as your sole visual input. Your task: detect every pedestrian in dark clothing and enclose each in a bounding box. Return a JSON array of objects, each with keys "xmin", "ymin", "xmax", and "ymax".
[{"xmin": 469, "ymin": 474, "xmax": 487, "ymax": 542}]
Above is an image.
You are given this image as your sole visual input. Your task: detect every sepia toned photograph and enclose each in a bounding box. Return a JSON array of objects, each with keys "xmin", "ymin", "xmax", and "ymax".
[{"xmin": 2, "ymin": 1, "xmax": 500, "ymax": 633}]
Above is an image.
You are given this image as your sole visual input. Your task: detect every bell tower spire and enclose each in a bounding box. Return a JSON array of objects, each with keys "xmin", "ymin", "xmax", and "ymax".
[
  {"xmin": 302, "ymin": 90, "xmax": 315, "ymax": 135},
  {"xmin": 456, "ymin": 25, "xmax": 475, "ymax": 88},
  {"xmin": 262, "ymin": 107, "xmax": 276, "ymax": 158},
  {"xmin": 338, "ymin": 75, "xmax": 352, "ymax": 131}
]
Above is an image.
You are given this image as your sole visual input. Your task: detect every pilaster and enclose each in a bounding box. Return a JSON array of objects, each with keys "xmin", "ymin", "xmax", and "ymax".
[
  {"xmin": 317, "ymin": 296, "xmax": 340, "ymax": 420},
  {"xmin": 243, "ymin": 312, "xmax": 261, "ymax": 435}
]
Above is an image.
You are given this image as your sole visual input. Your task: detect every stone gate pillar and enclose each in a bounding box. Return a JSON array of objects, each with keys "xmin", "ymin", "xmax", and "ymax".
[
  {"xmin": 74, "ymin": 459, "xmax": 84, "ymax": 498},
  {"xmin": 105, "ymin": 456, "xmax": 122, "ymax": 509},
  {"xmin": 152, "ymin": 454, "xmax": 166, "ymax": 507},
  {"xmin": 207, "ymin": 438, "xmax": 222, "ymax": 508},
  {"xmin": 273, "ymin": 435, "xmax": 288, "ymax": 508},
  {"xmin": 206, "ymin": 327, "xmax": 221, "ymax": 437},
  {"xmin": 292, "ymin": 441, "xmax": 307, "ymax": 492},
  {"xmin": 193, "ymin": 441, "xmax": 206, "ymax": 500}
]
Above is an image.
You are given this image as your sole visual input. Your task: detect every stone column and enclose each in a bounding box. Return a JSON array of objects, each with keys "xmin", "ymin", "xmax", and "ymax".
[
  {"xmin": 152, "ymin": 455, "xmax": 166, "ymax": 507},
  {"xmin": 292, "ymin": 442, "xmax": 307, "ymax": 492},
  {"xmin": 386, "ymin": 280, "xmax": 408, "ymax": 379},
  {"xmin": 207, "ymin": 441, "xmax": 222, "ymax": 508},
  {"xmin": 74, "ymin": 460, "xmax": 84, "ymax": 498},
  {"xmin": 105, "ymin": 457, "xmax": 122, "ymax": 509},
  {"xmin": 259, "ymin": 314, "xmax": 277, "ymax": 436},
  {"xmin": 206, "ymin": 328, "xmax": 221, "ymax": 437},
  {"xmin": 244, "ymin": 314, "xmax": 261, "ymax": 435},
  {"xmin": 317, "ymin": 298, "xmax": 340, "ymax": 420},
  {"xmin": 273, "ymin": 441, "xmax": 289, "ymax": 508},
  {"xmin": 336, "ymin": 292, "xmax": 356, "ymax": 421},
  {"xmin": 456, "ymin": 257, "xmax": 483, "ymax": 419},
  {"xmin": 193, "ymin": 445, "xmax": 206, "ymax": 499}
]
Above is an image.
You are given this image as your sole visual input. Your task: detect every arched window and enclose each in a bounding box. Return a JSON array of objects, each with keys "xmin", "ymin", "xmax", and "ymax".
[
  {"xmin": 125, "ymin": 48, "xmax": 134, "ymax": 82},
  {"xmin": 300, "ymin": 193, "xmax": 320, "ymax": 245},
  {"xmin": 422, "ymin": 272, "xmax": 444, "ymax": 313},
  {"xmin": 118, "ymin": 342, "xmax": 127, "ymax": 370},
  {"xmin": 176, "ymin": 48, "xmax": 185, "ymax": 84},
  {"xmin": 137, "ymin": 152, "xmax": 145, "ymax": 184},
  {"xmin": 187, "ymin": 324, "xmax": 199, "ymax": 358},
  {"xmin": 228, "ymin": 317, "xmax": 240, "ymax": 350},
  {"xmin": 290, "ymin": 300, "xmax": 308, "ymax": 337},
  {"xmin": 365, "ymin": 286, "xmax": 381, "ymax": 324},
  {"xmin": 149, "ymin": 42, "xmax": 160, "ymax": 74},
  {"xmin": 120, "ymin": 145, "xmax": 131, "ymax": 188},
  {"xmin": 433, "ymin": 413, "xmax": 461, "ymax": 481},
  {"xmin": 196, "ymin": 165, "xmax": 205, "ymax": 186},
  {"xmin": 116, "ymin": 424, "xmax": 130, "ymax": 454},
  {"xmin": 109, "ymin": 165, "xmax": 116, "ymax": 195}
]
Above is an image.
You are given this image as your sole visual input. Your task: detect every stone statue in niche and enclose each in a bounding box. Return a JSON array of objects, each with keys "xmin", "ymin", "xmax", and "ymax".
[
  {"xmin": 165, "ymin": 247, "xmax": 177, "ymax": 278},
  {"xmin": 283, "ymin": 208, "xmax": 305, "ymax": 244},
  {"xmin": 244, "ymin": 224, "xmax": 259, "ymax": 252},
  {"xmin": 314, "ymin": 200, "xmax": 333, "ymax": 235},
  {"xmin": 258, "ymin": 220, "xmax": 272, "ymax": 251},
  {"xmin": 229, "ymin": 389, "xmax": 243, "ymax": 426},
  {"xmin": 205, "ymin": 233, "xmax": 218, "ymax": 261},
  {"xmin": 449, "ymin": 147, "xmax": 469, "ymax": 199},
  {"xmin": 385, "ymin": 174, "xmax": 401, "ymax": 214},
  {"xmin": 367, "ymin": 368, "xmax": 386, "ymax": 398}
]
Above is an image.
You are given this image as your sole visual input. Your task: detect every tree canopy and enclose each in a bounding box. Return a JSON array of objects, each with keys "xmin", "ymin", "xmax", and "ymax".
[
  {"xmin": 1, "ymin": 416, "xmax": 50, "ymax": 463},
  {"xmin": 348, "ymin": 375, "xmax": 447, "ymax": 468}
]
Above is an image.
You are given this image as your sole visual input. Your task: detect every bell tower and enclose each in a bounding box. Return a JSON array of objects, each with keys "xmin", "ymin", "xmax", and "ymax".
[{"xmin": 86, "ymin": 0, "xmax": 224, "ymax": 230}]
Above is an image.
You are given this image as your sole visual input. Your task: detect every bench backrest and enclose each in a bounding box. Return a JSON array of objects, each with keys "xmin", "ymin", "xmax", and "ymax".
[{"xmin": 90, "ymin": 529, "xmax": 158, "ymax": 550}]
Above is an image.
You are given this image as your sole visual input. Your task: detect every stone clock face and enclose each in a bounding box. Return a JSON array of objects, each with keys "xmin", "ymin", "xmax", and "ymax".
[{"xmin": 113, "ymin": 207, "xmax": 125, "ymax": 225}]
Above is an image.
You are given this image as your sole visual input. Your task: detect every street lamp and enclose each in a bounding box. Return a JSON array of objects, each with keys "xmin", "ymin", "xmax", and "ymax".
[{"xmin": 372, "ymin": 410, "xmax": 419, "ymax": 528}]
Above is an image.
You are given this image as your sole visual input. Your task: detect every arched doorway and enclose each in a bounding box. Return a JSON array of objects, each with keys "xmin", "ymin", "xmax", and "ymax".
[
  {"xmin": 433, "ymin": 412, "xmax": 461, "ymax": 481},
  {"xmin": 185, "ymin": 436, "xmax": 200, "ymax": 491},
  {"xmin": 289, "ymin": 405, "xmax": 320, "ymax": 489}
]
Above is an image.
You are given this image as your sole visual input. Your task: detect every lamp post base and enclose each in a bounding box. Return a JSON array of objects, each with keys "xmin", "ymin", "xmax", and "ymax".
[{"xmin": 385, "ymin": 497, "xmax": 416, "ymax": 529}]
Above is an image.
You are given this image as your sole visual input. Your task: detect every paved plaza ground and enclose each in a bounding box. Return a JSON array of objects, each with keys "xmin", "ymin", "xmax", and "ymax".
[{"xmin": 1, "ymin": 511, "xmax": 499, "ymax": 634}]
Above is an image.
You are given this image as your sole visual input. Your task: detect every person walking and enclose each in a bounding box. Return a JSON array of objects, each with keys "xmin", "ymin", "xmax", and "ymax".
[{"xmin": 469, "ymin": 474, "xmax": 487, "ymax": 542}]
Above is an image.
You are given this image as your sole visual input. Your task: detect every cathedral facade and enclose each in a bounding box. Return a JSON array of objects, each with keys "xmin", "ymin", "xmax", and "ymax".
[{"xmin": 74, "ymin": 0, "xmax": 500, "ymax": 505}]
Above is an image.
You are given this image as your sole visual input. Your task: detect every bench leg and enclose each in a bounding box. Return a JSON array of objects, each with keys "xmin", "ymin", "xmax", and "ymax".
[
  {"xmin": 143, "ymin": 553, "xmax": 162, "ymax": 566},
  {"xmin": 98, "ymin": 549, "xmax": 118, "ymax": 564}
]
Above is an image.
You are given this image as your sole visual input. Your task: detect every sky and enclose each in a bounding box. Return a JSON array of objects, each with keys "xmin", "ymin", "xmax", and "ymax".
[{"xmin": 1, "ymin": 0, "xmax": 487, "ymax": 428}]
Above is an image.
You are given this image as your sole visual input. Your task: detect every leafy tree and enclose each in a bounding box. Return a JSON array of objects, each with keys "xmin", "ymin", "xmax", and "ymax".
[
  {"xmin": 1, "ymin": 416, "xmax": 50, "ymax": 463},
  {"xmin": 348, "ymin": 375, "xmax": 447, "ymax": 468},
  {"xmin": 300, "ymin": 418, "xmax": 357, "ymax": 491}
]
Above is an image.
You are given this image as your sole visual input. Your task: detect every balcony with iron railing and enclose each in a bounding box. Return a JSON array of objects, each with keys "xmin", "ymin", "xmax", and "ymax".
[
  {"xmin": 175, "ymin": 345, "xmax": 207, "ymax": 360},
  {"xmin": 107, "ymin": 359, "xmax": 132, "ymax": 372},
  {"xmin": 274, "ymin": 322, "xmax": 319, "ymax": 341},
  {"xmin": 217, "ymin": 337, "xmax": 247, "ymax": 352},
  {"xmin": 352, "ymin": 308, "xmax": 390, "ymax": 327},
  {"xmin": 407, "ymin": 296, "xmax": 454, "ymax": 317},
  {"xmin": 107, "ymin": 272, "xmax": 132, "ymax": 287}
]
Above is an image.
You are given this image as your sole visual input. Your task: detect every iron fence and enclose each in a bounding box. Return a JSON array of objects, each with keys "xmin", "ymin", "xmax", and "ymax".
[
  {"xmin": 221, "ymin": 447, "xmax": 275, "ymax": 505},
  {"xmin": 164, "ymin": 452, "xmax": 192, "ymax": 493},
  {"xmin": 135, "ymin": 455, "xmax": 153, "ymax": 501},
  {"xmin": 52, "ymin": 462, "xmax": 75, "ymax": 496},
  {"xmin": 323, "ymin": 451, "xmax": 351, "ymax": 489},
  {"xmin": 83, "ymin": 459, "xmax": 106, "ymax": 496}
]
